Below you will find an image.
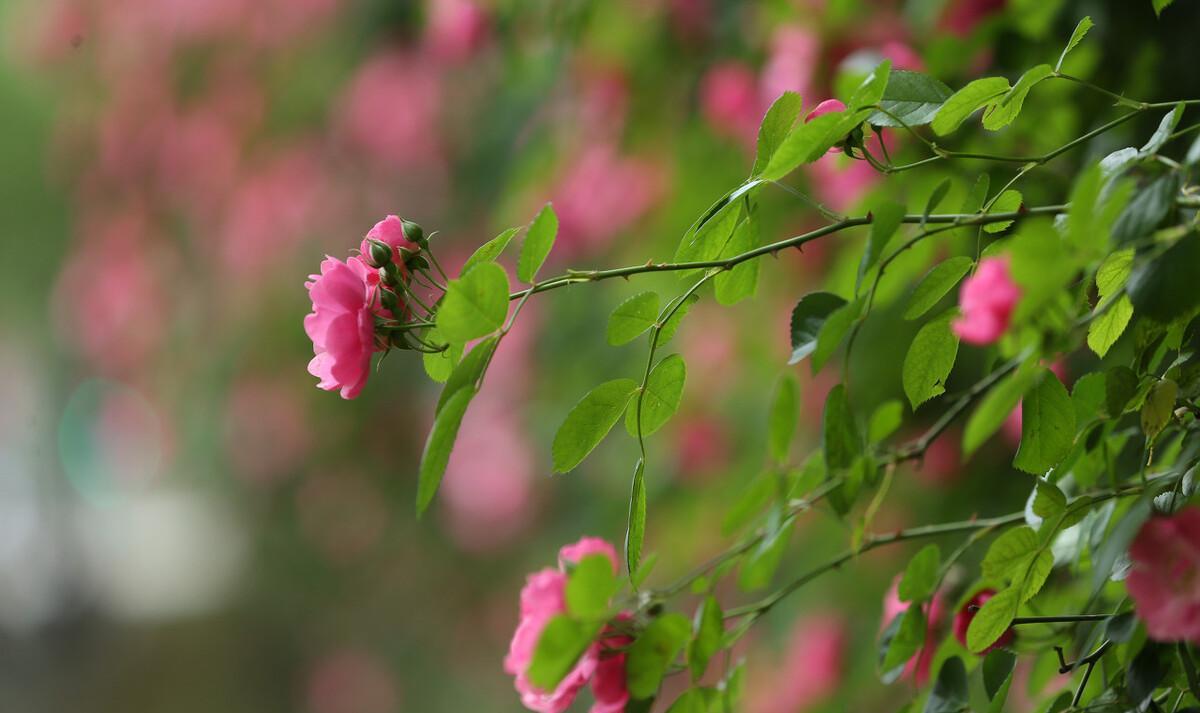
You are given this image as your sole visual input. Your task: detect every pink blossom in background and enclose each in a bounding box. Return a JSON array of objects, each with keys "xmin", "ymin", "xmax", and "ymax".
[
  {"xmin": 306, "ymin": 647, "xmax": 399, "ymax": 713},
  {"xmin": 425, "ymin": 0, "xmax": 490, "ymax": 62},
  {"xmin": 914, "ymin": 431, "xmax": 962, "ymax": 487},
  {"xmin": 156, "ymin": 108, "xmax": 241, "ymax": 218},
  {"xmin": 953, "ymin": 589, "xmax": 1014, "ymax": 652},
  {"xmin": 337, "ymin": 49, "xmax": 445, "ymax": 171},
  {"xmin": 505, "ymin": 537, "xmax": 623, "ymax": 713},
  {"xmin": 941, "ymin": 0, "xmax": 1006, "ymax": 36},
  {"xmin": 952, "ymin": 257, "xmax": 1021, "ymax": 345},
  {"xmin": 52, "ymin": 209, "xmax": 170, "ymax": 375},
  {"xmin": 576, "ymin": 64, "xmax": 631, "ymax": 138},
  {"xmin": 673, "ymin": 414, "xmax": 731, "ymax": 480},
  {"xmin": 1127, "ymin": 508, "xmax": 1200, "ymax": 644},
  {"xmin": 760, "ymin": 24, "xmax": 820, "ymax": 109},
  {"xmin": 878, "ymin": 40, "xmax": 925, "ymax": 72},
  {"xmin": 666, "ymin": 0, "xmax": 712, "ymax": 44},
  {"xmin": 223, "ymin": 377, "xmax": 312, "ymax": 487},
  {"xmin": 680, "ymin": 304, "xmax": 738, "ymax": 398},
  {"xmin": 749, "ymin": 614, "xmax": 846, "ymax": 713},
  {"xmin": 881, "ymin": 575, "xmax": 947, "ymax": 686},
  {"xmin": 551, "ymin": 145, "xmax": 668, "ymax": 258},
  {"xmin": 803, "ymin": 132, "xmax": 888, "ymax": 212},
  {"xmin": 304, "ymin": 256, "xmax": 381, "ymax": 399},
  {"xmin": 700, "ymin": 62, "xmax": 762, "ymax": 147}
]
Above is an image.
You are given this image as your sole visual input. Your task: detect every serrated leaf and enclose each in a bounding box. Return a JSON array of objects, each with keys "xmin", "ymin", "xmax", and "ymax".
[
  {"xmin": 462, "ymin": 226, "xmax": 519, "ymax": 273},
  {"xmin": 552, "ymin": 379, "xmax": 638, "ymax": 473},
  {"xmin": 789, "ymin": 292, "xmax": 848, "ymax": 365},
  {"xmin": 905, "ymin": 257, "xmax": 974, "ymax": 320},
  {"xmin": 812, "ymin": 300, "xmax": 860, "ymax": 373},
  {"xmin": 1013, "ymin": 368, "xmax": 1075, "ymax": 475},
  {"xmin": 983, "ymin": 64, "xmax": 1052, "ymax": 130},
  {"xmin": 1056, "ymin": 16, "xmax": 1093, "ymax": 71},
  {"xmin": 565, "ymin": 554, "xmax": 619, "ymax": 620},
  {"xmin": 1032, "ymin": 479, "xmax": 1067, "ymax": 519},
  {"xmin": 517, "ymin": 203, "xmax": 558, "ymax": 283},
  {"xmin": 898, "ymin": 544, "xmax": 942, "ymax": 603},
  {"xmin": 627, "ymin": 613, "xmax": 692, "ymax": 699},
  {"xmin": 903, "ymin": 312, "xmax": 960, "ymax": 410},
  {"xmin": 1141, "ymin": 378, "xmax": 1178, "ymax": 442},
  {"xmin": 626, "ymin": 355, "xmax": 687, "ymax": 437},
  {"xmin": 966, "ymin": 587, "xmax": 1019, "ymax": 653},
  {"xmin": 688, "ymin": 596, "xmax": 723, "ymax": 681},
  {"xmin": 436, "ymin": 262, "xmax": 509, "ymax": 342},
  {"xmin": 753, "ymin": 91, "xmax": 803, "ymax": 177},
  {"xmin": 964, "ymin": 364, "xmax": 1035, "ymax": 454},
  {"xmin": 867, "ymin": 69, "xmax": 954, "ymax": 127},
  {"xmin": 608, "ymin": 292, "xmax": 661, "ymax": 346},
  {"xmin": 1088, "ymin": 296, "xmax": 1133, "ymax": 357},
  {"xmin": 983, "ymin": 190, "xmax": 1023, "ymax": 233},
  {"xmin": 982, "ymin": 527, "xmax": 1040, "ymax": 580},
  {"xmin": 931, "ymin": 77, "xmax": 1011, "ymax": 136},
  {"xmin": 768, "ymin": 374, "xmax": 799, "ymax": 462},
  {"xmin": 416, "ymin": 387, "xmax": 475, "ymax": 515}
]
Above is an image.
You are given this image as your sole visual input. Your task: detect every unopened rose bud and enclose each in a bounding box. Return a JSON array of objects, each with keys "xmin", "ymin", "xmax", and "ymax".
[
  {"xmin": 380, "ymin": 287, "xmax": 399, "ymax": 312},
  {"xmin": 401, "ymin": 219, "xmax": 426, "ymax": 246},
  {"xmin": 366, "ymin": 238, "xmax": 393, "ymax": 268}
]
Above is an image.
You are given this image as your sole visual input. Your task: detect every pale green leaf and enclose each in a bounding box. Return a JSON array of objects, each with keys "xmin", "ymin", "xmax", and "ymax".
[
  {"xmin": 436, "ymin": 262, "xmax": 509, "ymax": 342},
  {"xmin": 552, "ymin": 379, "xmax": 638, "ymax": 473},
  {"xmin": 608, "ymin": 292, "xmax": 661, "ymax": 346},
  {"xmin": 626, "ymin": 355, "xmax": 687, "ymax": 437},
  {"xmin": 517, "ymin": 203, "xmax": 558, "ymax": 283}
]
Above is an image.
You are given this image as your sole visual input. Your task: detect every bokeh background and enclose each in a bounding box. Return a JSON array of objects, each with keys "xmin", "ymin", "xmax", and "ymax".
[{"xmin": 2, "ymin": 0, "xmax": 1199, "ymax": 711}]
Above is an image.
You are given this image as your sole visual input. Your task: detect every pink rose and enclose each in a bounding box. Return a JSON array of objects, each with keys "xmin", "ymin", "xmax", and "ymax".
[
  {"xmin": 953, "ymin": 589, "xmax": 1014, "ymax": 652},
  {"xmin": 760, "ymin": 25, "xmax": 820, "ymax": 110},
  {"xmin": 505, "ymin": 537, "xmax": 624, "ymax": 713},
  {"xmin": 304, "ymin": 256, "xmax": 381, "ymax": 399},
  {"xmin": 359, "ymin": 214, "xmax": 419, "ymax": 268},
  {"xmin": 1127, "ymin": 508, "xmax": 1200, "ymax": 644},
  {"xmin": 807, "ymin": 98, "xmax": 846, "ymax": 121},
  {"xmin": 952, "ymin": 257, "xmax": 1021, "ymax": 345},
  {"xmin": 881, "ymin": 574, "xmax": 947, "ymax": 686}
]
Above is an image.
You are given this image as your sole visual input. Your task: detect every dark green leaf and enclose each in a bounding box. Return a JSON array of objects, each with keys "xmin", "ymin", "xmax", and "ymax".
[
  {"xmin": 659, "ymin": 293, "xmax": 700, "ymax": 345},
  {"xmin": 923, "ymin": 656, "xmax": 969, "ymax": 713},
  {"xmin": 898, "ymin": 544, "xmax": 942, "ymax": 603},
  {"xmin": 627, "ymin": 613, "xmax": 692, "ymax": 699},
  {"xmin": 789, "ymin": 292, "xmax": 848, "ymax": 365},
  {"xmin": 1014, "ymin": 368, "xmax": 1076, "ymax": 475},
  {"xmin": 881, "ymin": 607, "xmax": 927, "ymax": 677},
  {"xmin": 982, "ymin": 650, "xmax": 1016, "ymax": 700},
  {"xmin": 868, "ymin": 69, "xmax": 954, "ymax": 127},
  {"xmin": 1155, "ymin": 0, "xmax": 1176, "ymax": 16},
  {"xmin": 1128, "ymin": 641, "xmax": 1170, "ymax": 706},
  {"xmin": 768, "ymin": 374, "xmax": 799, "ymax": 462},
  {"xmin": 923, "ymin": 178, "xmax": 952, "ymax": 223},
  {"xmin": 753, "ymin": 91, "xmax": 803, "ymax": 177},
  {"xmin": 1128, "ymin": 232, "xmax": 1200, "ymax": 322},
  {"xmin": 1105, "ymin": 366, "xmax": 1139, "ymax": 415},
  {"xmin": 1140, "ymin": 104, "xmax": 1185, "ymax": 157},
  {"xmin": 436, "ymin": 262, "xmax": 509, "ymax": 342},
  {"xmin": 416, "ymin": 387, "xmax": 475, "ymax": 515},
  {"xmin": 1112, "ymin": 173, "xmax": 1180, "ymax": 246},
  {"xmin": 1105, "ymin": 612, "xmax": 1138, "ymax": 643},
  {"xmin": 931, "ymin": 77, "xmax": 1011, "ymax": 135},
  {"xmin": 626, "ymin": 355, "xmax": 687, "ymax": 437},
  {"xmin": 903, "ymin": 311, "xmax": 960, "ymax": 410},
  {"xmin": 904, "ymin": 257, "xmax": 974, "ymax": 320},
  {"xmin": 437, "ymin": 336, "xmax": 498, "ymax": 413},
  {"xmin": 517, "ymin": 203, "xmax": 558, "ymax": 283},
  {"xmin": 552, "ymin": 379, "xmax": 639, "ymax": 473},
  {"xmin": 822, "ymin": 384, "xmax": 861, "ymax": 471},
  {"xmin": 608, "ymin": 292, "xmax": 660, "ymax": 346}
]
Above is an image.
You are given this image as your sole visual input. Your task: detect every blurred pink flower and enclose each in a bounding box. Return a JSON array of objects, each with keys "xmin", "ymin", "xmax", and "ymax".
[
  {"xmin": 223, "ymin": 377, "xmax": 311, "ymax": 487},
  {"xmin": 882, "ymin": 574, "xmax": 947, "ymax": 686},
  {"xmin": 700, "ymin": 62, "xmax": 761, "ymax": 147},
  {"xmin": 749, "ymin": 614, "xmax": 846, "ymax": 713},
  {"xmin": 673, "ymin": 414, "xmax": 731, "ymax": 480},
  {"xmin": 803, "ymin": 132, "xmax": 889, "ymax": 212},
  {"xmin": 914, "ymin": 432, "xmax": 962, "ymax": 487},
  {"xmin": 552, "ymin": 145, "xmax": 667, "ymax": 258},
  {"xmin": 1127, "ymin": 508, "xmax": 1200, "ymax": 644},
  {"xmin": 306, "ymin": 647, "xmax": 399, "ymax": 713},
  {"xmin": 879, "ymin": 40, "xmax": 924, "ymax": 72},
  {"xmin": 940, "ymin": 0, "xmax": 1006, "ymax": 36},
  {"xmin": 953, "ymin": 589, "xmax": 1014, "ymax": 652},
  {"xmin": 952, "ymin": 257, "xmax": 1020, "ymax": 345},
  {"xmin": 505, "ymin": 537, "xmax": 622, "ymax": 713},
  {"xmin": 304, "ymin": 256, "xmax": 381, "ymax": 399},
  {"xmin": 425, "ymin": 0, "xmax": 490, "ymax": 62},
  {"xmin": 760, "ymin": 25, "xmax": 820, "ymax": 109},
  {"xmin": 337, "ymin": 49, "xmax": 444, "ymax": 171}
]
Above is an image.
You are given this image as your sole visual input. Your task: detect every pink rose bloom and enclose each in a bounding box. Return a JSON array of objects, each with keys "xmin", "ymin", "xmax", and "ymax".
[
  {"xmin": 953, "ymin": 589, "xmax": 1014, "ymax": 652},
  {"xmin": 360, "ymin": 214, "xmax": 420, "ymax": 267},
  {"xmin": 505, "ymin": 537, "xmax": 622, "ymax": 713},
  {"xmin": 304, "ymin": 256, "xmax": 381, "ymax": 399},
  {"xmin": 700, "ymin": 62, "xmax": 761, "ymax": 148},
  {"xmin": 760, "ymin": 25, "xmax": 820, "ymax": 110},
  {"xmin": 952, "ymin": 257, "xmax": 1021, "ymax": 345},
  {"xmin": 1127, "ymin": 508, "xmax": 1200, "ymax": 644},
  {"xmin": 807, "ymin": 99, "xmax": 847, "ymax": 154},
  {"xmin": 882, "ymin": 575, "xmax": 947, "ymax": 686},
  {"xmin": 591, "ymin": 617, "xmax": 633, "ymax": 713}
]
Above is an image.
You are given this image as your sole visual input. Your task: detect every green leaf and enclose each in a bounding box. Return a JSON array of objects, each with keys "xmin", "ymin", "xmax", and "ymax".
[
  {"xmin": 965, "ymin": 587, "xmax": 1019, "ymax": 653},
  {"xmin": 527, "ymin": 615, "xmax": 600, "ymax": 690},
  {"xmin": 1056, "ymin": 16, "xmax": 1093, "ymax": 71},
  {"xmin": 768, "ymin": 374, "xmax": 799, "ymax": 462},
  {"xmin": 1088, "ymin": 296, "xmax": 1133, "ymax": 358},
  {"xmin": 630, "ymin": 552, "xmax": 657, "ymax": 591},
  {"xmin": 867, "ymin": 69, "xmax": 954, "ymax": 127},
  {"xmin": 760, "ymin": 111, "xmax": 846, "ymax": 181},
  {"xmin": 1141, "ymin": 378, "xmax": 1178, "ymax": 442},
  {"xmin": 858, "ymin": 201, "xmax": 906, "ymax": 291},
  {"xmin": 437, "ymin": 336, "xmax": 498, "ymax": 413},
  {"xmin": 1128, "ymin": 641, "xmax": 1170, "ymax": 706},
  {"xmin": 1140, "ymin": 104, "xmax": 1185, "ymax": 156},
  {"xmin": 1112, "ymin": 173, "xmax": 1180, "ymax": 246},
  {"xmin": 626, "ymin": 355, "xmax": 687, "ymax": 437},
  {"xmin": 982, "ymin": 650, "xmax": 1016, "ymax": 700},
  {"xmin": 1071, "ymin": 372, "xmax": 1107, "ymax": 425},
  {"xmin": 436, "ymin": 262, "xmax": 509, "ymax": 342},
  {"xmin": 881, "ymin": 607, "xmax": 927, "ymax": 677},
  {"xmin": 1013, "ymin": 368, "xmax": 1076, "ymax": 475},
  {"xmin": 981, "ymin": 526, "xmax": 1039, "ymax": 580},
  {"xmin": 1128, "ymin": 232, "xmax": 1200, "ymax": 322},
  {"xmin": 983, "ymin": 64, "xmax": 1052, "ymax": 130},
  {"xmin": 626, "ymin": 459, "xmax": 647, "ymax": 578},
  {"xmin": 462, "ymin": 226, "xmax": 519, "ymax": 273},
  {"xmin": 931, "ymin": 77, "xmax": 1011, "ymax": 136},
  {"xmin": 552, "ymin": 379, "xmax": 639, "ymax": 473},
  {"xmin": 905, "ymin": 257, "xmax": 974, "ymax": 320},
  {"xmin": 1032, "ymin": 479, "xmax": 1068, "ymax": 520},
  {"xmin": 898, "ymin": 544, "xmax": 942, "ymax": 603},
  {"xmin": 1106, "ymin": 366, "xmax": 1139, "ymax": 415},
  {"xmin": 903, "ymin": 312, "xmax": 960, "ymax": 410},
  {"xmin": 788, "ymin": 292, "xmax": 848, "ymax": 365},
  {"xmin": 963, "ymin": 364, "xmax": 1035, "ymax": 454},
  {"xmin": 1154, "ymin": 0, "xmax": 1176, "ymax": 17},
  {"xmin": 812, "ymin": 300, "xmax": 861, "ymax": 373},
  {"xmin": 738, "ymin": 514, "xmax": 791, "ymax": 590},
  {"xmin": 416, "ymin": 387, "xmax": 475, "ymax": 515},
  {"xmin": 714, "ymin": 210, "xmax": 760, "ymax": 305},
  {"xmin": 847, "ymin": 59, "xmax": 892, "ymax": 110},
  {"xmin": 868, "ymin": 400, "xmax": 904, "ymax": 443},
  {"xmin": 983, "ymin": 190, "xmax": 1023, "ymax": 233},
  {"xmin": 565, "ymin": 554, "xmax": 619, "ymax": 620},
  {"xmin": 626, "ymin": 613, "xmax": 692, "ymax": 699},
  {"xmin": 924, "ymin": 657, "xmax": 969, "ymax": 713},
  {"xmin": 923, "ymin": 178, "xmax": 952, "ymax": 223},
  {"xmin": 517, "ymin": 203, "xmax": 558, "ymax": 284},
  {"xmin": 721, "ymin": 470, "xmax": 777, "ymax": 536},
  {"xmin": 1096, "ymin": 248, "xmax": 1134, "ymax": 297},
  {"xmin": 608, "ymin": 292, "xmax": 660, "ymax": 346},
  {"xmin": 659, "ymin": 293, "xmax": 699, "ymax": 345},
  {"xmin": 822, "ymin": 384, "xmax": 861, "ymax": 471},
  {"xmin": 688, "ymin": 596, "xmax": 723, "ymax": 681},
  {"xmin": 753, "ymin": 91, "xmax": 803, "ymax": 177},
  {"xmin": 422, "ymin": 327, "xmax": 463, "ymax": 383}
]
